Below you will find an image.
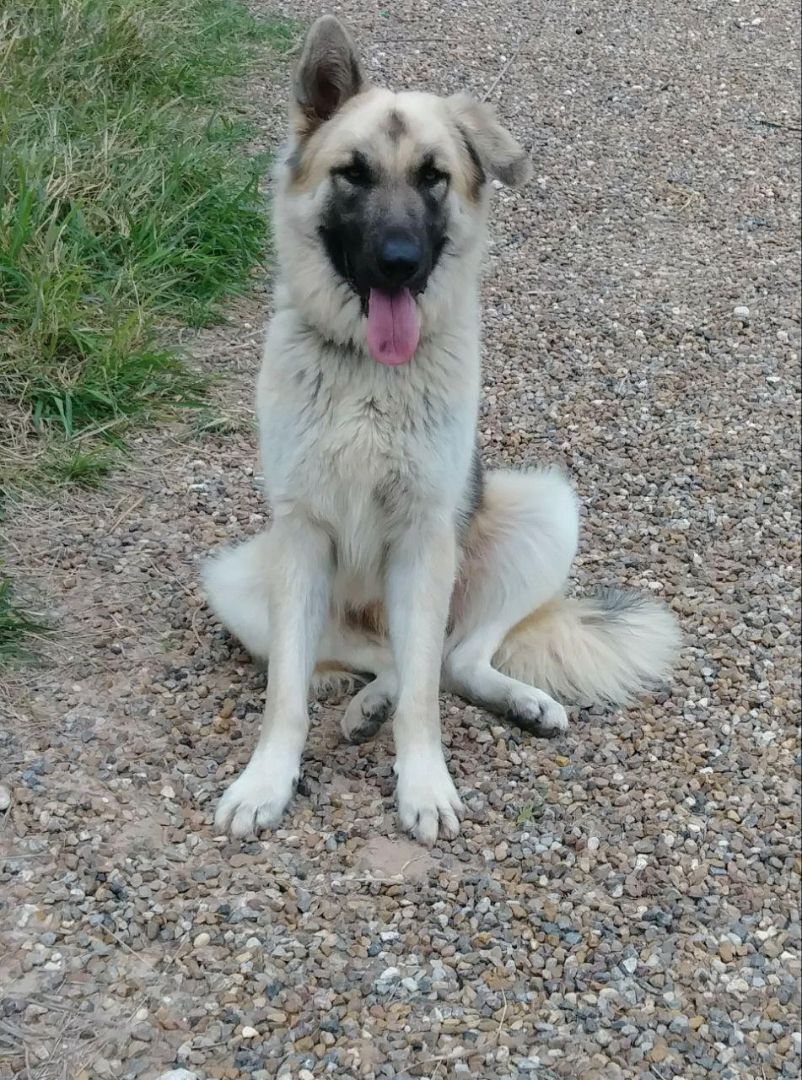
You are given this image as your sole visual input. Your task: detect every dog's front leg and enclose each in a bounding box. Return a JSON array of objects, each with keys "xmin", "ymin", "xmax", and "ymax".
[
  {"xmin": 387, "ymin": 519, "xmax": 464, "ymax": 844},
  {"xmin": 215, "ymin": 517, "xmax": 332, "ymax": 837}
]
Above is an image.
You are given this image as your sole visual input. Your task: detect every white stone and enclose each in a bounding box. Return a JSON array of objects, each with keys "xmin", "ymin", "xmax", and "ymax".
[
  {"xmin": 733, "ymin": 305, "xmax": 750, "ymax": 319},
  {"xmin": 193, "ymin": 932, "xmax": 211, "ymax": 948},
  {"xmin": 0, "ymin": 784, "xmax": 10, "ymax": 811},
  {"xmin": 157, "ymin": 1071, "xmax": 200, "ymax": 1080},
  {"xmin": 241, "ymin": 1026, "xmax": 259, "ymax": 1038}
]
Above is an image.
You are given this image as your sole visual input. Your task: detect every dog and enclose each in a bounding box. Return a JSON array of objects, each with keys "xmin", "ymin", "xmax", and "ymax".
[{"xmin": 203, "ymin": 16, "xmax": 680, "ymax": 844}]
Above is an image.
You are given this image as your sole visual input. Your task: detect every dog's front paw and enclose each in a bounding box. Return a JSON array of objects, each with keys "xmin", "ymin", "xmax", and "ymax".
[
  {"xmin": 395, "ymin": 751, "xmax": 464, "ymax": 845},
  {"xmin": 214, "ymin": 752, "xmax": 299, "ymax": 838}
]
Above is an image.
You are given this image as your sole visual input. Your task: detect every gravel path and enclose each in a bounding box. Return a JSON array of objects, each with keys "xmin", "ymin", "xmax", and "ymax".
[{"xmin": 2, "ymin": 1, "xmax": 800, "ymax": 1078}]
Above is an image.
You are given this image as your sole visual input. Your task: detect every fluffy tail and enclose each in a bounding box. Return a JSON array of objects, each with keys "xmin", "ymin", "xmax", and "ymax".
[
  {"xmin": 201, "ymin": 534, "xmax": 272, "ymax": 660},
  {"xmin": 493, "ymin": 589, "xmax": 680, "ymax": 707}
]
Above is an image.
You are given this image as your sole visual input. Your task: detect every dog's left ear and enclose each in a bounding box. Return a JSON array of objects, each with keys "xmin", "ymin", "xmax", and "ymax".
[
  {"xmin": 292, "ymin": 16, "xmax": 365, "ymax": 137},
  {"xmin": 447, "ymin": 94, "xmax": 532, "ymax": 188}
]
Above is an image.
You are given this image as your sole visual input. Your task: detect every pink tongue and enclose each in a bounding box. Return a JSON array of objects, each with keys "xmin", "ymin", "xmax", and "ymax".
[{"xmin": 366, "ymin": 288, "xmax": 421, "ymax": 365}]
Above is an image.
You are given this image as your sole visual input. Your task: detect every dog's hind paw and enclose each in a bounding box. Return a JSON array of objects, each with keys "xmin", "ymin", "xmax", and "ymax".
[
  {"xmin": 341, "ymin": 680, "xmax": 393, "ymax": 743},
  {"xmin": 506, "ymin": 688, "xmax": 568, "ymax": 739}
]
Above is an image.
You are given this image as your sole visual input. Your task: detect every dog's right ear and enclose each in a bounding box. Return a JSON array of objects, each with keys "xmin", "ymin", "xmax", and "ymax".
[{"xmin": 292, "ymin": 16, "xmax": 364, "ymax": 138}]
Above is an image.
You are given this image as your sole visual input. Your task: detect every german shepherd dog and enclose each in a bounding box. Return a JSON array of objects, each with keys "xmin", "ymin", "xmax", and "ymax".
[{"xmin": 203, "ymin": 17, "xmax": 679, "ymax": 844}]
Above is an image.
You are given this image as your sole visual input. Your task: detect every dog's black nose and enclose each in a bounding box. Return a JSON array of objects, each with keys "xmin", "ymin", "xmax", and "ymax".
[{"xmin": 377, "ymin": 232, "xmax": 423, "ymax": 288}]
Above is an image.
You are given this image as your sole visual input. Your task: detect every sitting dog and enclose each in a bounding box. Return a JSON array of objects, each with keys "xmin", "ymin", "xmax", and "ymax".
[{"xmin": 203, "ymin": 16, "xmax": 679, "ymax": 844}]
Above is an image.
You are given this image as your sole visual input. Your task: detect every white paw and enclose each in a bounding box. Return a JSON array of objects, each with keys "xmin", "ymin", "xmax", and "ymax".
[
  {"xmin": 214, "ymin": 749, "xmax": 299, "ymax": 838},
  {"xmin": 509, "ymin": 688, "xmax": 568, "ymax": 738},
  {"xmin": 341, "ymin": 680, "xmax": 393, "ymax": 743},
  {"xmin": 395, "ymin": 751, "xmax": 464, "ymax": 845}
]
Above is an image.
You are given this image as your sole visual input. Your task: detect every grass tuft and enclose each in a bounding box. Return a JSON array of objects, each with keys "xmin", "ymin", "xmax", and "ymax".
[
  {"xmin": 186, "ymin": 406, "xmax": 249, "ymax": 439},
  {"xmin": 47, "ymin": 447, "xmax": 118, "ymax": 487},
  {"xmin": 0, "ymin": 575, "xmax": 49, "ymax": 663},
  {"xmin": 515, "ymin": 788, "xmax": 547, "ymax": 826}
]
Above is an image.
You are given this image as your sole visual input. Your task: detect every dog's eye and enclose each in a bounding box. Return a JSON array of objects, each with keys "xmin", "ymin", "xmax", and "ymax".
[
  {"xmin": 418, "ymin": 164, "xmax": 448, "ymax": 188},
  {"xmin": 333, "ymin": 159, "xmax": 371, "ymax": 186}
]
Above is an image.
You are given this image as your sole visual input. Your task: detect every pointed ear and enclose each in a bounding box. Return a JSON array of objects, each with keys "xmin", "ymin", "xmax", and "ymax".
[
  {"xmin": 292, "ymin": 16, "xmax": 364, "ymax": 138},
  {"xmin": 447, "ymin": 94, "xmax": 532, "ymax": 188}
]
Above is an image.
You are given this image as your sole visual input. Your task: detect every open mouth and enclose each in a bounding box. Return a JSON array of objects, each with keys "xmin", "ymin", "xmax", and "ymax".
[{"xmin": 364, "ymin": 287, "xmax": 421, "ymax": 366}]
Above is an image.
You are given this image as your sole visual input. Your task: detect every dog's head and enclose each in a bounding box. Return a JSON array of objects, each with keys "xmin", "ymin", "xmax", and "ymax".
[{"xmin": 274, "ymin": 16, "xmax": 531, "ymax": 364}]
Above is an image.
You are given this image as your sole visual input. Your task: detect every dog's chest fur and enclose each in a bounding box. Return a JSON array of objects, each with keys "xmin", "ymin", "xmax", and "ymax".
[{"xmin": 256, "ymin": 309, "xmax": 480, "ymax": 603}]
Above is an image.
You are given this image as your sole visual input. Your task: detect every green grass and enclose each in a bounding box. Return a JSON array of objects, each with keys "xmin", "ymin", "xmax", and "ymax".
[
  {"xmin": 515, "ymin": 788, "xmax": 547, "ymax": 826},
  {"xmin": 186, "ymin": 407, "xmax": 247, "ymax": 439},
  {"xmin": 0, "ymin": 0, "xmax": 298, "ymax": 658},
  {"xmin": 0, "ymin": 575, "xmax": 49, "ymax": 663},
  {"xmin": 47, "ymin": 447, "xmax": 118, "ymax": 486},
  {"xmin": 0, "ymin": 0, "xmax": 297, "ymax": 484}
]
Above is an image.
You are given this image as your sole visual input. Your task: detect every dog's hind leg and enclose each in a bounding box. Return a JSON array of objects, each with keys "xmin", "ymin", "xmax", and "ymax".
[
  {"xmin": 313, "ymin": 617, "xmax": 396, "ymax": 743},
  {"xmin": 203, "ymin": 539, "xmax": 396, "ymax": 736},
  {"xmin": 203, "ymin": 533, "xmax": 391, "ymax": 669},
  {"xmin": 340, "ymin": 668, "xmax": 397, "ymax": 743},
  {"xmin": 444, "ymin": 468, "xmax": 578, "ymax": 736},
  {"xmin": 314, "ymin": 622, "xmax": 393, "ymax": 713}
]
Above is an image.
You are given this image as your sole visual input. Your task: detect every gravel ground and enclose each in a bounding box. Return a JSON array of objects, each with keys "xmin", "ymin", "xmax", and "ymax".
[{"xmin": 1, "ymin": 1, "xmax": 800, "ymax": 1078}]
